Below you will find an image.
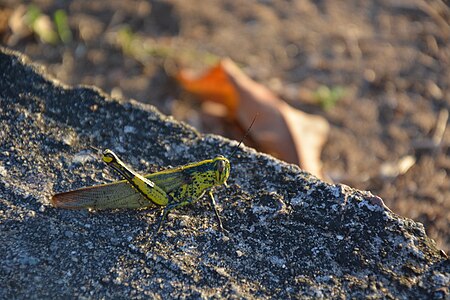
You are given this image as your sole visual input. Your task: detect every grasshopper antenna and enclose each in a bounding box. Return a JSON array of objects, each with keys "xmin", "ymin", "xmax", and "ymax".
[
  {"xmin": 229, "ymin": 114, "xmax": 258, "ymax": 159},
  {"xmin": 89, "ymin": 146, "xmax": 106, "ymax": 160}
]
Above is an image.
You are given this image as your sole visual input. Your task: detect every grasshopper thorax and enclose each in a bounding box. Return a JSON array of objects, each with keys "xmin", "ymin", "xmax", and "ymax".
[{"xmin": 213, "ymin": 155, "xmax": 230, "ymax": 185}]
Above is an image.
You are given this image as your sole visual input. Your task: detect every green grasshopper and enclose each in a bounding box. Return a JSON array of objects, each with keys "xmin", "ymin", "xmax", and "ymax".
[
  {"xmin": 52, "ymin": 150, "xmax": 230, "ymax": 232},
  {"xmin": 52, "ymin": 117, "xmax": 256, "ymax": 233}
]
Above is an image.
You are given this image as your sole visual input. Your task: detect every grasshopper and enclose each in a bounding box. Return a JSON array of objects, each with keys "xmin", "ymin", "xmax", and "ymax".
[
  {"xmin": 52, "ymin": 116, "xmax": 256, "ymax": 233},
  {"xmin": 52, "ymin": 150, "xmax": 230, "ymax": 232}
]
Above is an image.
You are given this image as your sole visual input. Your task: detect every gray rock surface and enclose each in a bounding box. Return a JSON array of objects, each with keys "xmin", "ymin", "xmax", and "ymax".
[{"xmin": 0, "ymin": 47, "xmax": 448, "ymax": 299}]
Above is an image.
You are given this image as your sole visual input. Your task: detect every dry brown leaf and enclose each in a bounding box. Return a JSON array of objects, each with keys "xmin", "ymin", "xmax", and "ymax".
[
  {"xmin": 177, "ymin": 63, "xmax": 238, "ymax": 116},
  {"xmin": 177, "ymin": 58, "xmax": 329, "ymax": 179}
]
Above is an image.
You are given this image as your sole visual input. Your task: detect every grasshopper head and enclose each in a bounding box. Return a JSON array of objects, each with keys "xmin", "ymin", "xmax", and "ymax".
[
  {"xmin": 213, "ymin": 155, "xmax": 230, "ymax": 186},
  {"xmin": 102, "ymin": 149, "xmax": 120, "ymax": 164}
]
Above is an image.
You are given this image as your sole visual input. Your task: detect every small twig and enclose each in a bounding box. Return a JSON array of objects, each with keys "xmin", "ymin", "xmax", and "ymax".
[
  {"xmin": 432, "ymin": 108, "xmax": 448, "ymax": 146},
  {"xmin": 413, "ymin": 108, "xmax": 449, "ymax": 152}
]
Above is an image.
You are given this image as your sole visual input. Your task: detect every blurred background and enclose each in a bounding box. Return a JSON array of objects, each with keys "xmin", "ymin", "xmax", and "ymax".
[{"xmin": 0, "ymin": 0, "xmax": 449, "ymax": 251}]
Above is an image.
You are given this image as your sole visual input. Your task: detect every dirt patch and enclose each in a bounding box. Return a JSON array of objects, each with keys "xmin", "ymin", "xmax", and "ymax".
[{"xmin": 1, "ymin": 0, "xmax": 449, "ymax": 251}]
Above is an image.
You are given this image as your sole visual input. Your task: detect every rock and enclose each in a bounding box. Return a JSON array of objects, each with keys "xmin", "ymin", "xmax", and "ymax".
[{"xmin": 0, "ymin": 47, "xmax": 448, "ymax": 299}]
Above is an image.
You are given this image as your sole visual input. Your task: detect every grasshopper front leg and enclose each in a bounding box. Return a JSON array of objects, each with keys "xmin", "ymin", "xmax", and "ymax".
[{"xmin": 208, "ymin": 191, "xmax": 225, "ymax": 232}]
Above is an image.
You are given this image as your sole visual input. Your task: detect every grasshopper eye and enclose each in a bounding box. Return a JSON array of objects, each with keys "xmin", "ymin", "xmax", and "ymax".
[
  {"xmin": 217, "ymin": 160, "xmax": 225, "ymax": 173},
  {"xmin": 214, "ymin": 157, "xmax": 230, "ymax": 185}
]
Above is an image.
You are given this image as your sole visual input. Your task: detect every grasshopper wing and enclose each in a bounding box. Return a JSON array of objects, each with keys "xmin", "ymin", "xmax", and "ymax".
[
  {"xmin": 52, "ymin": 180, "xmax": 154, "ymax": 210},
  {"xmin": 53, "ymin": 164, "xmax": 194, "ymax": 210}
]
